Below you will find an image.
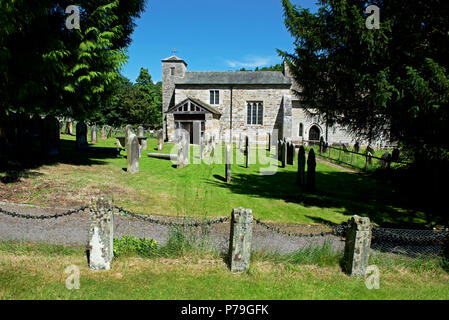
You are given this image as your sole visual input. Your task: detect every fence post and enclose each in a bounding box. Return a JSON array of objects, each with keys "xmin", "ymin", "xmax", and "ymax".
[
  {"xmin": 343, "ymin": 215, "xmax": 372, "ymax": 276},
  {"xmin": 88, "ymin": 196, "xmax": 114, "ymax": 270},
  {"xmin": 228, "ymin": 207, "xmax": 253, "ymax": 273}
]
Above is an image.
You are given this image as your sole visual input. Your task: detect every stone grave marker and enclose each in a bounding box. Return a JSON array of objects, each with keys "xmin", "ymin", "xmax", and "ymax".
[
  {"xmin": 297, "ymin": 145, "xmax": 306, "ymax": 187},
  {"xmin": 91, "ymin": 125, "xmax": 97, "ymax": 144},
  {"xmin": 127, "ymin": 133, "xmax": 139, "ymax": 174},
  {"xmin": 228, "ymin": 207, "xmax": 253, "ymax": 273},
  {"xmin": 76, "ymin": 121, "xmax": 88, "ymax": 148},
  {"xmin": 306, "ymin": 148, "xmax": 316, "ymax": 192}
]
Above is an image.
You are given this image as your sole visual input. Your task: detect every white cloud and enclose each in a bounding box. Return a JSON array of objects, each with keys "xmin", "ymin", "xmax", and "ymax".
[{"xmin": 225, "ymin": 56, "xmax": 275, "ymax": 69}]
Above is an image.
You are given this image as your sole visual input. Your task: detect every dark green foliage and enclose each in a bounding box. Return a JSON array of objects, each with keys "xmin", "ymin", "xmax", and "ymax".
[
  {"xmin": 279, "ymin": 0, "xmax": 449, "ymax": 162},
  {"xmin": 113, "ymin": 235, "xmax": 158, "ymax": 257},
  {"xmin": 0, "ymin": 0, "xmax": 147, "ymax": 120}
]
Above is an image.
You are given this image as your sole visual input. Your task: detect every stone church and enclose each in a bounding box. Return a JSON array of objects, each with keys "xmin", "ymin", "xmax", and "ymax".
[{"xmin": 162, "ymin": 55, "xmax": 377, "ymax": 146}]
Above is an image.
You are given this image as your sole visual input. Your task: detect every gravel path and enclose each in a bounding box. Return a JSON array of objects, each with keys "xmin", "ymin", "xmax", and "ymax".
[{"xmin": 0, "ymin": 202, "xmax": 345, "ymax": 254}]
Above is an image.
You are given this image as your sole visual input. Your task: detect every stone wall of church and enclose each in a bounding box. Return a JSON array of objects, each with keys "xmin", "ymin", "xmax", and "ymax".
[{"xmin": 175, "ymin": 84, "xmax": 291, "ymax": 144}]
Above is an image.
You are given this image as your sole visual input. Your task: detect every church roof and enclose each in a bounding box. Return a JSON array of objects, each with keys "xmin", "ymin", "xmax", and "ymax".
[
  {"xmin": 175, "ymin": 71, "xmax": 292, "ymax": 85},
  {"xmin": 161, "ymin": 55, "xmax": 187, "ymax": 66}
]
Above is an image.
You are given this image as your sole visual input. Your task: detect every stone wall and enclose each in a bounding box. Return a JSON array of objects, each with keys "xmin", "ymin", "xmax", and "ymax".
[{"xmin": 175, "ymin": 84, "xmax": 291, "ymax": 144}]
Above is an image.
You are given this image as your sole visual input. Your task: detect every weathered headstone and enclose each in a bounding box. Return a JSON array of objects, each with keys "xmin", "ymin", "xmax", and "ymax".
[
  {"xmin": 306, "ymin": 148, "xmax": 316, "ymax": 192},
  {"xmin": 380, "ymin": 152, "xmax": 392, "ymax": 169},
  {"xmin": 343, "ymin": 215, "xmax": 372, "ymax": 277},
  {"xmin": 267, "ymin": 133, "xmax": 271, "ymax": 151},
  {"xmin": 91, "ymin": 125, "xmax": 97, "ymax": 144},
  {"xmin": 228, "ymin": 207, "xmax": 253, "ymax": 273},
  {"xmin": 177, "ymin": 131, "xmax": 189, "ymax": 169},
  {"xmin": 127, "ymin": 133, "xmax": 139, "ymax": 174},
  {"xmin": 101, "ymin": 126, "xmax": 107, "ymax": 140},
  {"xmin": 319, "ymin": 136, "xmax": 325, "ymax": 153},
  {"xmin": 278, "ymin": 139, "xmax": 282, "ymax": 161},
  {"xmin": 138, "ymin": 126, "xmax": 144, "ymax": 137},
  {"xmin": 41, "ymin": 115, "xmax": 60, "ymax": 156},
  {"xmin": 225, "ymin": 144, "xmax": 231, "ymax": 183},
  {"xmin": 158, "ymin": 129, "xmax": 164, "ymax": 151},
  {"xmin": 297, "ymin": 146, "xmax": 306, "ymax": 187},
  {"xmin": 281, "ymin": 141, "xmax": 287, "ymax": 168},
  {"xmin": 88, "ymin": 196, "xmax": 114, "ymax": 270},
  {"xmin": 76, "ymin": 121, "xmax": 88, "ymax": 148}
]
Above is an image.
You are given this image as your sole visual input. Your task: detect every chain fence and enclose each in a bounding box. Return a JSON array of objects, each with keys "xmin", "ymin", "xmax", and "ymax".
[{"xmin": 0, "ymin": 204, "xmax": 448, "ymax": 257}]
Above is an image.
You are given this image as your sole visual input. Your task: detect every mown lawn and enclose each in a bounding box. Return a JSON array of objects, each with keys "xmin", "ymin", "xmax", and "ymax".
[
  {"xmin": 0, "ymin": 241, "xmax": 448, "ymax": 300},
  {"xmin": 0, "ymin": 133, "xmax": 428, "ymax": 227}
]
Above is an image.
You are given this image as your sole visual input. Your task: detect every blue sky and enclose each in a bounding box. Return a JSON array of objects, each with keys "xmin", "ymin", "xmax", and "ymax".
[{"xmin": 121, "ymin": 0, "xmax": 319, "ymax": 83}]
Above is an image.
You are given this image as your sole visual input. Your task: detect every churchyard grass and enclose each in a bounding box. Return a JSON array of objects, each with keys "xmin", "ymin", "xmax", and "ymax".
[
  {"xmin": 0, "ymin": 240, "xmax": 448, "ymax": 299},
  {"xmin": 0, "ymin": 134, "xmax": 429, "ymax": 227}
]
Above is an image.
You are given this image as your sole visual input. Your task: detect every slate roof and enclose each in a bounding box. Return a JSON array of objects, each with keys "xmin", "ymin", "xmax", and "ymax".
[
  {"xmin": 161, "ymin": 55, "xmax": 187, "ymax": 66},
  {"xmin": 175, "ymin": 71, "xmax": 292, "ymax": 85}
]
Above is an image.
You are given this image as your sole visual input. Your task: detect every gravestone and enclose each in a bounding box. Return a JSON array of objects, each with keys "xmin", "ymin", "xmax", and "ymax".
[
  {"xmin": 366, "ymin": 151, "xmax": 373, "ymax": 166},
  {"xmin": 323, "ymin": 142, "xmax": 328, "ymax": 153},
  {"xmin": 287, "ymin": 142, "xmax": 295, "ymax": 165},
  {"xmin": 88, "ymin": 196, "xmax": 114, "ymax": 270},
  {"xmin": 101, "ymin": 126, "xmax": 107, "ymax": 140},
  {"xmin": 342, "ymin": 143, "xmax": 350, "ymax": 153},
  {"xmin": 306, "ymin": 148, "xmax": 316, "ymax": 192},
  {"xmin": 177, "ymin": 131, "xmax": 189, "ymax": 169},
  {"xmin": 297, "ymin": 146, "xmax": 306, "ymax": 187},
  {"xmin": 380, "ymin": 152, "xmax": 392, "ymax": 169},
  {"xmin": 41, "ymin": 115, "xmax": 60, "ymax": 156},
  {"xmin": 278, "ymin": 139, "xmax": 282, "ymax": 161},
  {"xmin": 391, "ymin": 147, "xmax": 400, "ymax": 162},
  {"xmin": 319, "ymin": 136, "xmax": 325, "ymax": 153},
  {"xmin": 158, "ymin": 129, "xmax": 164, "ymax": 151},
  {"xmin": 138, "ymin": 126, "xmax": 144, "ymax": 137},
  {"xmin": 354, "ymin": 141, "xmax": 360, "ymax": 153},
  {"xmin": 245, "ymin": 136, "xmax": 250, "ymax": 168},
  {"xmin": 127, "ymin": 133, "xmax": 139, "ymax": 174},
  {"xmin": 228, "ymin": 207, "xmax": 253, "ymax": 273},
  {"xmin": 366, "ymin": 145, "xmax": 375, "ymax": 155},
  {"xmin": 281, "ymin": 142, "xmax": 287, "ymax": 168},
  {"xmin": 76, "ymin": 121, "xmax": 88, "ymax": 148},
  {"xmin": 225, "ymin": 144, "xmax": 231, "ymax": 183},
  {"xmin": 125, "ymin": 125, "xmax": 134, "ymax": 153},
  {"xmin": 343, "ymin": 215, "xmax": 372, "ymax": 277},
  {"xmin": 267, "ymin": 133, "xmax": 271, "ymax": 151},
  {"xmin": 91, "ymin": 125, "xmax": 97, "ymax": 144}
]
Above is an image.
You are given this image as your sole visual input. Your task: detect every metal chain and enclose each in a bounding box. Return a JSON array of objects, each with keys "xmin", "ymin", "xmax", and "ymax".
[
  {"xmin": 114, "ymin": 206, "xmax": 229, "ymax": 227},
  {"xmin": 0, "ymin": 206, "xmax": 88, "ymax": 220}
]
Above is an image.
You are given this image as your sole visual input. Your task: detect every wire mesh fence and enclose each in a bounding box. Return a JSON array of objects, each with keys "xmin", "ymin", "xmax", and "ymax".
[{"xmin": 0, "ymin": 204, "xmax": 447, "ymax": 258}]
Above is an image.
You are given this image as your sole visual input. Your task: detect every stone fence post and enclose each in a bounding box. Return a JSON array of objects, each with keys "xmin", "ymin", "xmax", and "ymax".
[
  {"xmin": 343, "ymin": 215, "xmax": 372, "ymax": 276},
  {"xmin": 228, "ymin": 207, "xmax": 253, "ymax": 273},
  {"xmin": 88, "ymin": 196, "xmax": 114, "ymax": 270}
]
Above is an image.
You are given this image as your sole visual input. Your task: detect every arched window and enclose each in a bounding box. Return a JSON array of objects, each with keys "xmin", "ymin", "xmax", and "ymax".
[{"xmin": 299, "ymin": 123, "xmax": 304, "ymax": 137}]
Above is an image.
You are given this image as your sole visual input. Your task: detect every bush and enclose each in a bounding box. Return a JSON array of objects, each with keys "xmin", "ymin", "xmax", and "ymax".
[{"xmin": 113, "ymin": 235, "xmax": 158, "ymax": 258}]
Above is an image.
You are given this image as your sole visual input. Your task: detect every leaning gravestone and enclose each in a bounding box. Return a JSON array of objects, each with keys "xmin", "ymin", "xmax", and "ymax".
[
  {"xmin": 91, "ymin": 125, "xmax": 98, "ymax": 144},
  {"xmin": 306, "ymin": 148, "xmax": 316, "ymax": 192},
  {"xmin": 76, "ymin": 121, "xmax": 88, "ymax": 148},
  {"xmin": 127, "ymin": 133, "xmax": 139, "ymax": 174},
  {"xmin": 41, "ymin": 115, "xmax": 60, "ymax": 156},
  {"xmin": 297, "ymin": 146, "xmax": 306, "ymax": 187}
]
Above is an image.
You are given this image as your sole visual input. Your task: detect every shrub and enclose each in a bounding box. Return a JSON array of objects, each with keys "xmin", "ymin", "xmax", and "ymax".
[{"xmin": 113, "ymin": 235, "xmax": 158, "ymax": 258}]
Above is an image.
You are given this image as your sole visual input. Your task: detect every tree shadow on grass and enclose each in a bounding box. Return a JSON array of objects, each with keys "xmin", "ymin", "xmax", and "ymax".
[
  {"xmin": 207, "ymin": 168, "xmax": 432, "ymax": 228},
  {"xmin": 0, "ymin": 137, "xmax": 124, "ymax": 184}
]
